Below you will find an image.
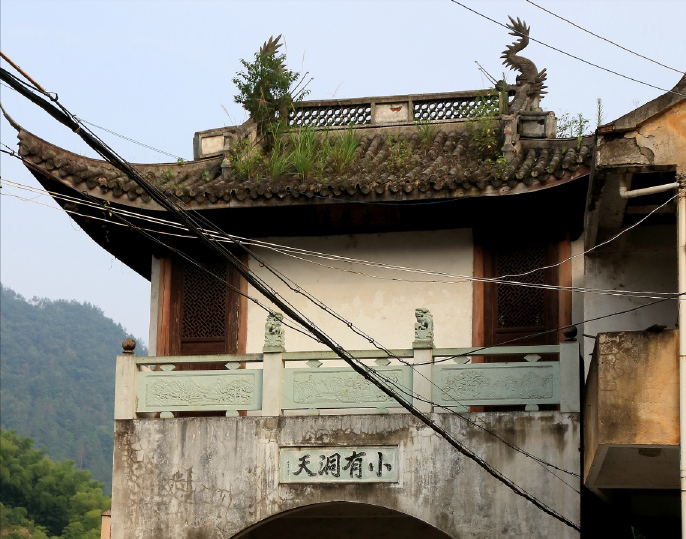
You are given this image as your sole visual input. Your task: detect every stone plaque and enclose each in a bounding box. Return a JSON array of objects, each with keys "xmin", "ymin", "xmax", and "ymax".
[{"xmin": 279, "ymin": 446, "xmax": 399, "ymax": 483}]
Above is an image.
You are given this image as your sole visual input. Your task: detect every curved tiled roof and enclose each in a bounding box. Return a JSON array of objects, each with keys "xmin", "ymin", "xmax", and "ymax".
[{"xmin": 16, "ymin": 127, "xmax": 592, "ymax": 209}]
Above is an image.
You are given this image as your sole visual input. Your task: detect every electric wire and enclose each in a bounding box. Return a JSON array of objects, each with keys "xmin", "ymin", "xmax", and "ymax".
[
  {"xmin": 2, "ymin": 176, "xmax": 680, "ymax": 301},
  {"xmin": 0, "ymin": 167, "xmax": 588, "ymax": 484},
  {"xmin": 7, "ymin": 59, "xmax": 665, "ymax": 529},
  {"xmin": 3, "ymin": 42, "xmax": 640, "ymax": 529},
  {"xmin": 1, "ymin": 145, "xmax": 319, "ymax": 343},
  {"xmin": 449, "ymin": 0, "xmax": 686, "ymax": 98},
  {"xmin": 4, "ymin": 171, "xmax": 658, "ymax": 487},
  {"xmin": 524, "ymin": 0, "xmax": 685, "ymax": 75},
  {"xmin": 73, "ymin": 117, "xmax": 185, "ymax": 161},
  {"xmin": 4, "ymin": 29, "xmax": 680, "ymax": 499},
  {"xmin": 0, "ymin": 170, "xmax": 645, "ymax": 487}
]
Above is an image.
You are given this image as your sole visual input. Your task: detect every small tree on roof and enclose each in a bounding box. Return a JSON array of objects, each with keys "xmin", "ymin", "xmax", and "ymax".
[{"xmin": 233, "ymin": 35, "xmax": 306, "ymax": 149}]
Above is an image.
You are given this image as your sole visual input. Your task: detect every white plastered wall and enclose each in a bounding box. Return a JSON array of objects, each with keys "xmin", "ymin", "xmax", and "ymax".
[
  {"xmin": 583, "ymin": 224, "xmax": 677, "ymax": 373},
  {"xmin": 245, "ymin": 229, "xmax": 473, "ymax": 352}
]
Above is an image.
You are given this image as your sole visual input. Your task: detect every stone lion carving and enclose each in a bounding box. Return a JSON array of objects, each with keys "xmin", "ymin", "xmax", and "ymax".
[
  {"xmin": 264, "ymin": 312, "xmax": 285, "ymax": 349},
  {"xmin": 414, "ymin": 308, "xmax": 434, "ymax": 342}
]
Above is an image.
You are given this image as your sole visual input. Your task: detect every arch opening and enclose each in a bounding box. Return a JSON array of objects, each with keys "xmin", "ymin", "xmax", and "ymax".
[{"xmin": 231, "ymin": 502, "xmax": 452, "ymax": 539}]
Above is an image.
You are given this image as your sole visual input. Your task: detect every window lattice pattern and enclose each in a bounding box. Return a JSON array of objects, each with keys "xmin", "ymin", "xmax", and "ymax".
[
  {"xmin": 496, "ymin": 246, "xmax": 545, "ymax": 329},
  {"xmin": 413, "ymin": 95, "xmax": 498, "ymax": 121},
  {"xmin": 288, "ymin": 104, "xmax": 372, "ymax": 127},
  {"xmin": 182, "ymin": 262, "xmax": 226, "ymax": 339}
]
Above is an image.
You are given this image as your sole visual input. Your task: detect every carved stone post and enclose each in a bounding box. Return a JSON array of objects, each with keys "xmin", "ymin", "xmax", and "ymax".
[
  {"xmin": 262, "ymin": 313, "xmax": 285, "ymax": 416},
  {"xmin": 114, "ymin": 339, "xmax": 137, "ymax": 420},
  {"xmin": 412, "ymin": 308, "xmax": 434, "ymax": 414}
]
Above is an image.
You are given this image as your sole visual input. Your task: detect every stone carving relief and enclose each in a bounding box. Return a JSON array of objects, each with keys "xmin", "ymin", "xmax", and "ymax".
[
  {"xmin": 145, "ymin": 376, "xmax": 256, "ymax": 407},
  {"xmin": 264, "ymin": 312, "xmax": 285, "ymax": 351},
  {"xmin": 291, "ymin": 370, "xmax": 403, "ymax": 406},
  {"xmin": 414, "ymin": 308, "xmax": 434, "ymax": 344},
  {"xmin": 437, "ymin": 366, "xmax": 554, "ymax": 405}
]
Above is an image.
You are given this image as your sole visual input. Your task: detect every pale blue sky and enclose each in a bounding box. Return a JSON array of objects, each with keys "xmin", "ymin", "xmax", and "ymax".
[{"xmin": 1, "ymin": 0, "xmax": 684, "ymax": 344}]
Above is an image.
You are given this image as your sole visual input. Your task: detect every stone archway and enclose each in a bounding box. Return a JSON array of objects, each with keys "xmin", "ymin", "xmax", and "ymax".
[{"xmin": 231, "ymin": 502, "xmax": 452, "ymax": 539}]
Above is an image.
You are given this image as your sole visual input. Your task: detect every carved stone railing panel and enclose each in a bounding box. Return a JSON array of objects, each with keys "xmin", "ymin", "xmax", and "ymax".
[
  {"xmin": 413, "ymin": 94, "xmax": 499, "ymax": 122},
  {"xmin": 288, "ymin": 104, "xmax": 372, "ymax": 127},
  {"xmin": 122, "ymin": 341, "xmax": 577, "ymax": 418},
  {"xmin": 432, "ymin": 362, "xmax": 559, "ymax": 409},
  {"xmin": 282, "ymin": 366, "xmax": 413, "ymax": 410},
  {"xmin": 136, "ymin": 369, "xmax": 263, "ymax": 414}
]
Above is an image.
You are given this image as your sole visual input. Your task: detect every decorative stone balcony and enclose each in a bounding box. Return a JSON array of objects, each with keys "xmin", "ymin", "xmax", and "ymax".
[{"xmin": 115, "ymin": 311, "xmax": 580, "ymax": 420}]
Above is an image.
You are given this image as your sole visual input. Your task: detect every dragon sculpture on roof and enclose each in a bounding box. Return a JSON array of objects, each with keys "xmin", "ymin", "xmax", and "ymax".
[{"xmin": 501, "ymin": 17, "xmax": 548, "ymax": 113}]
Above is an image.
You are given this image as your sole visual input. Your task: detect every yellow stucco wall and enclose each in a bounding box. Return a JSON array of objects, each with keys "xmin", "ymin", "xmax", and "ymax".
[
  {"xmin": 584, "ymin": 330, "xmax": 679, "ymax": 482},
  {"xmin": 635, "ymin": 99, "xmax": 686, "ymax": 172},
  {"xmin": 598, "ymin": 99, "xmax": 686, "ymax": 173}
]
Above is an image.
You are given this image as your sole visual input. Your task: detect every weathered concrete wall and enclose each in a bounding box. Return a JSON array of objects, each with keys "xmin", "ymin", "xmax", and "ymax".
[
  {"xmin": 245, "ymin": 230, "xmax": 473, "ymax": 352},
  {"xmin": 584, "ymin": 330, "xmax": 679, "ymax": 489},
  {"xmin": 583, "ymin": 225, "xmax": 677, "ymax": 373},
  {"xmin": 112, "ymin": 413, "xmax": 580, "ymax": 539}
]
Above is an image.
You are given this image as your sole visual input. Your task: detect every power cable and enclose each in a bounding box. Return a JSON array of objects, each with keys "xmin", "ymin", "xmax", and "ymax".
[
  {"xmin": 1, "ymin": 146, "xmax": 319, "ymax": 343},
  {"xmin": 1, "ymin": 175, "xmax": 680, "ymax": 301},
  {"xmin": 0, "ymin": 170, "xmax": 616, "ymax": 482},
  {"xmin": 1, "ymin": 69, "xmax": 581, "ymax": 530},
  {"xmin": 0, "ymin": 172, "xmax": 641, "ymax": 487},
  {"xmin": 419, "ymin": 295, "xmax": 676, "ymax": 365},
  {"xmin": 0, "ymin": 34, "xmax": 649, "ymax": 482},
  {"xmin": 449, "ymin": 1, "xmax": 686, "ymax": 98},
  {"xmin": 74, "ymin": 117, "xmax": 185, "ymax": 161},
  {"xmin": 524, "ymin": 0, "xmax": 685, "ymax": 75}
]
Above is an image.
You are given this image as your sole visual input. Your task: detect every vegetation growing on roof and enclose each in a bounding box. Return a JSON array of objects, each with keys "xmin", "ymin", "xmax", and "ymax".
[
  {"xmin": 384, "ymin": 135, "xmax": 420, "ymax": 175},
  {"xmin": 463, "ymin": 93, "xmax": 506, "ymax": 178},
  {"xmin": 232, "ymin": 35, "xmax": 308, "ymax": 150},
  {"xmin": 557, "ymin": 98, "xmax": 603, "ymax": 150},
  {"xmin": 224, "ymin": 124, "xmax": 361, "ymax": 182}
]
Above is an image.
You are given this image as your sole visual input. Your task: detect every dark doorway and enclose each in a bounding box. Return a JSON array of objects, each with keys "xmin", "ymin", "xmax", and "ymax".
[{"xmin": 232, "ymin": 502, "xmax": 452, "ymax": 539}]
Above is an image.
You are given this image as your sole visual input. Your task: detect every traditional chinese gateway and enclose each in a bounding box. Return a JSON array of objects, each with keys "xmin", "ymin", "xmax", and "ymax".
[{"xmin": 8, "ymin": 17, "xmax": 686, "ymax": 539}]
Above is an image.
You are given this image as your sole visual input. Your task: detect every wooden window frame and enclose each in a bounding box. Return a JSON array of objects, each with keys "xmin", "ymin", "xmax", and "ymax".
[{"xmin": 155, "ymin": 254, "xmax": 247, "ymax": 359}]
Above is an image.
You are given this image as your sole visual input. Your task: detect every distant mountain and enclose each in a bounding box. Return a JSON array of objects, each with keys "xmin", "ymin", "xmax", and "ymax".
[{"xmin": 0, "ymin": 284, "xmax": 147, "ymax": 494}]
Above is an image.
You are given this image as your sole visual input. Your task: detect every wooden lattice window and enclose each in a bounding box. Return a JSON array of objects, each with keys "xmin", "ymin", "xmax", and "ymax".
[
  {"xmin": 495, "ymin": 245, "xmax": 545, "ymax": 330},
  {"xmin": 165, "ymin": 257, "xmax": 242, "ymax": 357},
  {"xmin": 181, "ymin": 262, "xmax": 227, "ymax": 340},
  {"xmin": 483, "ymin": 241, "xmax": 559, "ymax": 349}
]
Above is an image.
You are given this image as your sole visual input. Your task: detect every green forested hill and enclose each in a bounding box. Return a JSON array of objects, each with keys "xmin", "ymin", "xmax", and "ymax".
[
  {"xmin": 1, "ymin": 429, "xmax": 111, "ymax": 539},
  {"xmin": 0, "ymin": 284, "xmax": 147, "ymax": 494}
]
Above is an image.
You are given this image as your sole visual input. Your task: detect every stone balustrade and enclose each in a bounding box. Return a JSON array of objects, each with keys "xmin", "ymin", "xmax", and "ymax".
[{"xmin": 115, "ymin": 309, "xmax": 580, "ymax": 420}]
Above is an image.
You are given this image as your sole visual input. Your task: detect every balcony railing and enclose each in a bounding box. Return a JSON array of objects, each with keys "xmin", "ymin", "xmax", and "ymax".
[
  {"xmin": 286, "ymin": 89, "xmax": 504, "ymax": 128},
  {"xmin": 115, "ymin": 338, "xmax": 580, "ymax": 420}
]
